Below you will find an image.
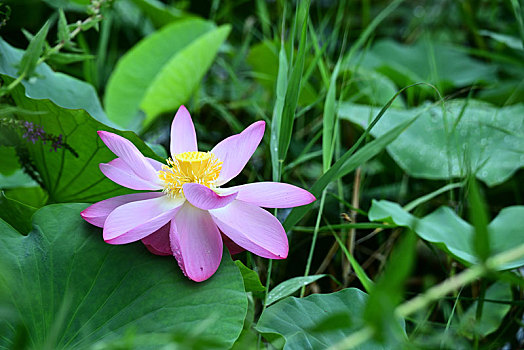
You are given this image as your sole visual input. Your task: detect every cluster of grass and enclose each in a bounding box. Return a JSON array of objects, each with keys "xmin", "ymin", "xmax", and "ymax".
[{"xmin": 0, "ymin": 0, "xmax": 523, "ymax": 349}]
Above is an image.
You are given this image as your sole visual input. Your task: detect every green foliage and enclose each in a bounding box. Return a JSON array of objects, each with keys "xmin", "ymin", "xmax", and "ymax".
[
  {"xmin": 235, "ymin": 260, "xmax": 266, "ymax": 293},
  {"xmin": 350, "ymin": 39, "xmax": 497, "ymax": 97},
  {"xmin": 266, "ymin": 275, "xmax": 327, "ymax": 306},
  {"xmin": 7, "ymin": 82, "xmax": 161, "ymax": 203},
  {"xmin": 339, "ymin": 100, "xmax": 524, "ymax": 186},
  {"xmin": 0, "ymin": 38, "xmax": 110, "ymax": 126},
  {"xmin": 17, "ymin": 20, "xmax": 50, "ymax": 78},
  {"xmin": 1, "ymin": 1, "xmax": 523, "ymax": 348},
  {"xmin": 0, "ymin": 204, "xmax": 247, "ymax": 349},
  {"xmin": 369, "ymin": 200, "xmax": 524, "ymax": 269},
  {"xmin": 256, "ymin": 288, "xmax": 404, "ymax": 349},
  {"xmin": 104, "ymin": 19, "xmax": 230, "ymax": 130}
]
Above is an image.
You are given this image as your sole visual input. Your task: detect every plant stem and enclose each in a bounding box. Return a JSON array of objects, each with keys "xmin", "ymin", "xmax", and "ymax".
[{"xmin": 300, "ymin": 189, "xmax": 327, "ymax": 297}]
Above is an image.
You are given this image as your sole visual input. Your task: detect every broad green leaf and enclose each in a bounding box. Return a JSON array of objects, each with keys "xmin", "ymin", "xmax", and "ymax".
[
  {"xmin": 0, "ymin": 147, "xmax": 38, "ymax": 189},
  {"xmin": 130, "ymin": 0, "xmax": 194, "ymax": 28},
  {"xmin": 105, "ymin": 19, "xmax": 231, "ymax": 130},
  {"xmin": 339, "ymin": 100, "xmax": 524, "ymax": 186},
  {"xmin": 256, "ymin": 288, "xmax": 404, "ymax": 350},
  {"xmin": 0, "ymin": 203, "xmax": 247, "ymax": 349},
  {"xmin": 234, "ymin": 260, "xmax": 265, "ymax": 293},
  {"xmin": 457, "ymin": 282, "xmax": 513, "ymax": 338},
  {"xmin": 349, "ymin": 39, "xmax": 497, "ymax": 94},
  {"xmin": 0, "ymin": 189, "xmax": 38, "ymax": 234},
  {"xmin": 17, "ymin": 20, "xmax": 50, "ymax": 77},
  {"xmin": 7, "ymin": 82, "xmax": 161, "ymax": 203},
  {"xmin": 369, "ymin": 200, "xmax": 524, "ymax": 269},
  {"xmin": 0, "ymin": 38, "xmax": 110, "ymax": 126},
  {"xmin": 0, "ymin": 146, "xmax": 19, "ymax": 175},
  {"xmin": 341, "ymin": 69, "xmax": 404, "ymax": 108},
  {"xmin": 266, "ymin": 275, "xmax": 326, "ymax": 306}
]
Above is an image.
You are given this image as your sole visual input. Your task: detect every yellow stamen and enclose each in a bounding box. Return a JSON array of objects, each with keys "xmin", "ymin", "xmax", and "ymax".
[{"xmin": 158, "ymin": 151, "xmax": 222, "ymax": 198}]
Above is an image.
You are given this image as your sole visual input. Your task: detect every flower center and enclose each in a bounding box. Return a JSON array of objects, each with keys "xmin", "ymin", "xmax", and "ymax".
[{"xmin": 158, "ymin": 151, "xmax": 222, "ymax": 198}]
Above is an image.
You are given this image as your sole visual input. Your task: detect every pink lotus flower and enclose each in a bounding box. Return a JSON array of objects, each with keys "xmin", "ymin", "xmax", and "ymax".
[{"xmin": 81, "ymin": 106, "xmax": 315, "ymax": 282}]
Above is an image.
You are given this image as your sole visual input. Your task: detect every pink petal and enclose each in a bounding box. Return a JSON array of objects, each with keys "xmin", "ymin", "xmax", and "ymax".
[
  {"xmin": 98, "ymin": 131, "xmax": 158, "ymax": 182},
  {"xmin": 171, "ymin": 203, "xmax": 223, "ymax": 282},
  {"xmin": 104, "ymin": 195, "xmax": 183, "ymax": 244},
  {"xmin": 170, "ymin": 105, "xmax": 198, "ymax": 156},
  {"xmin": 100, "ymin": 158, "xmax": 162, "ymax": 191},
  {"xmin": 183, "ymin": 183, "xmax": 237, "ymax": 210},
  {"xmin": 222, "ymin": 234, "xmax": 245, "ymax": 255},
  {"xmin": 142, "ymin": 223, "xmax": 172, "ymax": 256},
  {"xmin": 224, "ymin": 182, "xmax": 316, "ymax": 208},
  {"xmin": 210, "ymin": 200, "xmax": 288, "ymax": 259},
  {"xmin": 211, "ymin": 121, "xmax": 265, "ymax": 186},
  {"xmin": 81, "ymin": 192, "xmax": 163, "ymax": 227},
  {"xmin": 147, "ymin": 157, "xmax": 165, "ymax": 171}
]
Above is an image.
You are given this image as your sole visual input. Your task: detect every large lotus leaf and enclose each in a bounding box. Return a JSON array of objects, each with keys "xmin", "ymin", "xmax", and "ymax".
[
  {"xmin": 6, "ymin": 82, "xmax": 162, "ymax": 203},
  {"xmin": 349, "ymin": 39, "xmax": 497, "ymax": 93},
  {"xmin": 0, "ymin": 203, "xmax": 247, "ymax": 349},
  {"xmin": 256, "ymin": 288, "xmax": 404, "ymax": 350},
  {"xmin": 338, "ymin": 100, "xmax": 524, "ymax": 186},
  {"xmin": 0, "ymin": 38, "xmax": 112, "ymax": 126},
  {"xmin": 104, "ymin": 19, "xmax": 230, "ymax": 130},
  {"xmin": 369, "ymin": 200, "xmax": 524, "ymax": 269}
]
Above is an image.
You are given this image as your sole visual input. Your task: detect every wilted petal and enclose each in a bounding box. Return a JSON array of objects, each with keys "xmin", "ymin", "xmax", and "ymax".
[
  {"xmin": 183, "ymin": 183, "xmax": 237, "ymax": 210},
  {"xmin": 171, "ymin": 202, "xmax": 223, "ymax": 282},
  {"xmin": 104, "ymin": 195, "xmax": 183, "ymax": 244},
  {"xmin": 142, "ymin": 223, "xmax": 172, "ymax": 256},
  {"xmin": 170, "ymin": 105, "xmax": 198, "ymax": 156},
  {"xmin": 223, "ymin": 182, "xmax": 315, "ymax": 208},
  {"xmin": 100, "ymin": 158, "xmax": 162, "ymax": 191},
  {"xmin": 210, "ymin": 200, "xmax": 288, "ymax": 259},
  {"xmin": 98, "ymin": 131, "xmax": 158, "ymax": 182},
  {"xmin": 81, "ymin": 192, "xmax": 163, "ymax": 227},
  {"xmin": 211, "ymin": 121, "xmax": 265, "ymax": 186}
]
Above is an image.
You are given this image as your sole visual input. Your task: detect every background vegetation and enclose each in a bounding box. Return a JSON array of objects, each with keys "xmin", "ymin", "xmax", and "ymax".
[{"xmin": 0, "ymin": 0, "xmax": 523, "ymax": 349}]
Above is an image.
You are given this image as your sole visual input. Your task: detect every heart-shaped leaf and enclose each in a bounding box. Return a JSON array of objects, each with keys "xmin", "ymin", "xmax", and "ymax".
[
  {"xmin": 339, "ymin": 100, "xmax": 524, "ymax": 186},
  {"xmin": 0, "ymin": 38, "xmax": 111, "ymax": 126},
  {"xmin": 368, "ymin": 200, "xmax": 524, "ymax": 269},
  {"xmin": 256, "ymin": 288, "xmax": 404, "ymax": 350},
  {"xmin": 0, "ymin": 203, "xmax": 247, "ymax": 349},
  {"xmin": 104, "ymin": 19, "xmax": 231, "ymax": 130}
]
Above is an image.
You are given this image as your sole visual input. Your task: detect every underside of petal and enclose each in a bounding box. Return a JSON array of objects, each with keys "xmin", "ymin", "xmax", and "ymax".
[
  {"xmin": 81, "ymin": 192, "xmax": 163, "ymax": 227},
  {"xmin": 210, "ymin": 200, "xmax": 288, "ymax": 259},
  {"xmin": 142, "ymin": 223, "xmax": 172, "ymax": 256},
  {"xmin": 104, "ymin": 196, "xmax": 183, "ymax": 244},
  {"xmin": 100, "ymin": 158, "xmax": 162, "ymax": 191},
  {"xmin": 171, "ymin": 202, "xmax": 223, "ymax": 282},
  {"xmin": 98, "ymin": 131, "xmax": 158, "ymax": 181},
  {"xmin": 183, "ymin": 183, "xmax": 237, "ymax": 210}
]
